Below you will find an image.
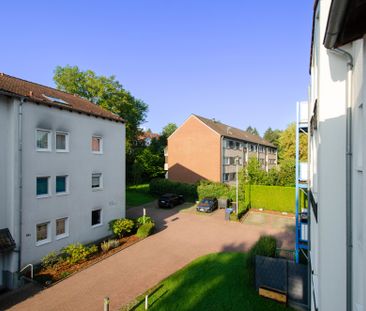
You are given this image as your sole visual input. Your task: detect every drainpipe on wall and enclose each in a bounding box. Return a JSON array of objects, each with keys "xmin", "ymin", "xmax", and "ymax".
[
  {"xmin": 330, "ymin": 47, "xmax": 353, "ymax": 311},
  {"xmin": 17, "ymin": 98, "xmax": 24, "ymax": 277}
]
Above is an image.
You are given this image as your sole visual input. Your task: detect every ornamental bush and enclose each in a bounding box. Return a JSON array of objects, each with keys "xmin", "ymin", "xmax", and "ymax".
[
  {"xmin": 136, "ymin": 222, "xmax": 155, "ymax": 238},
  {"xmin": 62, "ymin": 243, "xmax": 98, "ymax": 264},
  {"xmin": 109, "ymin": 218, "xmax": 135, "ymax": 238},
  {"xmin": 135, "ymin": 216, "xmax": 153, "ymax": 228},
  {"xmin": 41, "ymin": 251, "xmax": 62, "ymax": 268}
]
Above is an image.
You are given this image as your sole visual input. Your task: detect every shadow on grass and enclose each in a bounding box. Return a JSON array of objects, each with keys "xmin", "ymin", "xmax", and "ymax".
[{"xmin": 125, "ymin": 252, "xmax": 293, "ymax": 311}]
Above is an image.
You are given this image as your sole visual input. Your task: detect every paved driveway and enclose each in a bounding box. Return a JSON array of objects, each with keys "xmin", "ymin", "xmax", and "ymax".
[{"xmin": 6, "ymin": 203, "xmax": 294, "ymax": 311}]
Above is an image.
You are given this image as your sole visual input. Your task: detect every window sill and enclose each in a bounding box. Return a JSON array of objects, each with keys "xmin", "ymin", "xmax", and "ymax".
[
  {"xmin": 37, "ymin": 194, "xmax": 51, "ymax": 199},
  {"xmin": 92, "ymin": 188, "xmax": 103, "ymax": 192},
  {"xmin": 91, "ymin": 223, "xmax": 103, "ymax": 228},
  {"xmin": 56, "ymin": 233, "xmax": 69, "ymax": 240},
  {"xmin": 55, "ymin": 192, "xmax": 69, "ymax": 197},
  {"xmin": 36, "ymin": 149, "xmax": 51, "ymax": 152},
  {"xmin": 92, "ymin": 151, "xmax": 103, "ymax": 155},
  {"xmin": 36, "ymin": 239, "xmax": 51, "ymax": 247},
  {"xmin": 56, "ymin": 149, "xmax": 69, "ymax": 153}
]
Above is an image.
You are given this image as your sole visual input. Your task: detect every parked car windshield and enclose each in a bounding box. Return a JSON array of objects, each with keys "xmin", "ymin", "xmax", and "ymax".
[{"xmin": 200, "ymin": 199, "xmax": 212, "ymax": 205}]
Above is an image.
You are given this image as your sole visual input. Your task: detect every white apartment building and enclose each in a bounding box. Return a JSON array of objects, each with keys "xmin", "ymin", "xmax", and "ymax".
[
  {"xmin": 309, "ymin": 0, "xmax": 366, "ymax": 310},
  {"xmin": 0, "ymin": 74, "xmax": 125, "ymax": 289}
]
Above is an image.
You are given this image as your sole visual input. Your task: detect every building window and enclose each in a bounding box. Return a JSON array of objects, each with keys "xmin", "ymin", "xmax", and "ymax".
[
  {"xmin": 92, "ymin": 136, "xmax": 103, "ymax": 154},
  {"xmin": 36, "ymin": 129, "xmax": 51, "ymax": 151},
  {"xmin": 37, "ymin": 177, "xmax": 50, "ymax": 197},
  {"xmin": 91, "ymin": 209, "xmax": 102, "ymax": 227},
  {"xmin": 223, "ymin": 173, "xmax": 229, "ymax": 182},
  {"xmin": 56, "ymin": 132, "xmax": 69, "ymax": 152},
  {"xmin": 92, "ymin": 173, "xmax": 103, "ymax": 189},
  {"xmin": 56, "ymin": 217, "xmax": 69, "ymax": 239},
  {"xmin": 56, "ymin": 176, "xmax": 68, "ymax": 194},
  {"xmin": 36, "ymin": 222, "xmax": 50, "ymax": 245},
  {"xmin": 224, "ymin": 157, "xmax": 230, "ymax": 165}
]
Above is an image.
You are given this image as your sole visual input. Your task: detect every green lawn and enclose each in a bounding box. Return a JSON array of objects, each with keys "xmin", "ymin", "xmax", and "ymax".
[
  {"xmin": 126, "ymin": 184, "xmax": 156, "ymax": 207},
  {"xmin": 123, "ymin": 253, "xmax": 293, "ymax": 311}
]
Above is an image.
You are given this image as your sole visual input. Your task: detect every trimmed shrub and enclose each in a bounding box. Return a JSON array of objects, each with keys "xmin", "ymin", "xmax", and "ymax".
[
  {"xmin": 135, "ymin": 216, "xmax": 153, "ymax": 228},
  {"xmin": 62, "ymin": 243, "xmax": 98, "ymax": 264},
  {"xmin": 247, "ymin": 235, "xmax": 277, "ymax": 270},
  {"xmin": 245, "ymin": 185, "xmax": 295, "ymax": 213},
  {"xmin": 149, "ymin": 178, "xmax": 197, "ymax": 201},
  {"xmin": 136, "ymin": 222, "xmax": 155, "ymax": 238},
  {"xmin": 41, "ymin": 251, "xmax": 62, "ymax": 268},
  {"xmin": 109, "ymin": 218, "xmax": 135, "ymax": 238}
]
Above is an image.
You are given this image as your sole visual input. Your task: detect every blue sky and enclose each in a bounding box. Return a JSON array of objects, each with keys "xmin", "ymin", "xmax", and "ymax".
[{"xmin": 1, "ymin": 1, "xmax": 313, "ymax": 135}]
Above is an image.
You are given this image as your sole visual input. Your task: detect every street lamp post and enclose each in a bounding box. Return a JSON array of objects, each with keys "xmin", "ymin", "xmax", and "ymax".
[{"xmin": 235, "ymin": 156, "xmax": 239, "ymax": 214}]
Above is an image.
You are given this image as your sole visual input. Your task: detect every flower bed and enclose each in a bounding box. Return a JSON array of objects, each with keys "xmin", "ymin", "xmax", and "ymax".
[
  {"xmin": 35, "ymin": 235, "xmax": 140, "ymax": 286},
  {"xmin": 34, "ymin": 216, "xmax": 155, "ymax": 286}
]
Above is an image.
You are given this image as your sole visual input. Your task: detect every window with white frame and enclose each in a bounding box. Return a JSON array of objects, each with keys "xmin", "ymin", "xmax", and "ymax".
[
  {"xmin": 92, "ymin": 173, "xmax": 102, "ymax": 189},
  {"xmin": 36, "ymin": 129, "xmax": 51, "ymax": 151},
  {"xmin": 56, "ymin": 175, "xmax": 68, "ymax": 194},
  {"xmin": 91, "ymin": 209, "xmax": 102, "ymax": 226},
  {"xmin": 224, "ymin": 157, "xmax": 230, "ymax": 165},
  {"xmin": 56, "ymin": 132, "xmax": 69, "ymax": 152},
  {"xmin": 92, "ymin": 136, "xmax": 103, "ymax": 153},
  {"xmin": 56, "ymin": 217, "xmax": 69, "ymax": 239},
  {"xmin": 36, "ymin": 222, "xmax": 51, "ymax": 245},
  {"xmin": 36, "ymin": 176, "xmax": 50, "ymax": 197}
]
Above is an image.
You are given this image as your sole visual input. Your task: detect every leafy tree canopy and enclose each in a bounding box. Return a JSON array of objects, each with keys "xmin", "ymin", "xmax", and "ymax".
[
  {"xmin": 278, "ymin": 123, "xmax": 307, "ymax": 162},
  {"xmin": 245, "ymin": 126, "xmax": 260, "ymax": 136},
  {"xmin": 162, "ymin": 123, "xmax": 178, "ymax": 138},
  {"xmin": 53, "ymin": 65, "xmax": 148, "ymax": 156},
  {"xmin": 263, "ymin": 127, "xmax": 282, "ymax": 147}
]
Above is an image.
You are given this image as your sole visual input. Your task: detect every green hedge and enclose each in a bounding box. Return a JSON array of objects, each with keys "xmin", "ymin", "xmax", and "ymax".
[
  {"xmin": 150, "ymin": 179, "xmax": 297, "ymax": 214},
  {"xmin": 245, "ymin": 185, "xmax": 295, "ymax": 213},
  {"xmin": 149, "ymin": 178, "xmax": 197, "ymax": 201},
  {"xmin": 197, "ymin": 182, "xmax": 296, "ymax": 214}
]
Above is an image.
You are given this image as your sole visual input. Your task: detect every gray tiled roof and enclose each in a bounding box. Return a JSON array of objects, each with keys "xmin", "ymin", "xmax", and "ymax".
[{"xmin": 194, "ymin": 114, "xmax": 276, "ymax": 148}]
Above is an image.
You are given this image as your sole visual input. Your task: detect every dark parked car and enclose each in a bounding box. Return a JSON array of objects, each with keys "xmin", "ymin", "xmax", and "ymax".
[
  {"xmin": 196, "ymin": 197, "xmax": 218, "ymax": 213},
  {"xmin": 158, "ymin": 193, "xmax": 184, "ymax": 208}
]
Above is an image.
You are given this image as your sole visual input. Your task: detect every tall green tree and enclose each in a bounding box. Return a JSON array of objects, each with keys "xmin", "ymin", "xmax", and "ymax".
[
  {"xmin": 53, "ymin": 65, "xmax": 148, "ymax": 157},
  {"xmin": 162, "ymin": 123, "xmax": 178, "ymax": 138},
  {"xmin": 53, "ymin": 65, "xmax": 148, "ymax": 182},
  {"xmin": 278, "ymin": 123, "xmax": 307, "ymax": 162},
  {"xmin": 245, "ymin": 126, "xmax": 259, "ymax": 136},
  {"xmin": 263, "ymin": 127, "xmax": 282, "ymax": 147}
]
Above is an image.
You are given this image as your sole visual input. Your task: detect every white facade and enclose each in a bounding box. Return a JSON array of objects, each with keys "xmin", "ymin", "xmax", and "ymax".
[
  {"xmin": 0, "ymin": 95, "xmax": 125, "ymax": 289},
  {"xmin": 309, "ymin": 1, "xmax": 366, "ymax": 310}
]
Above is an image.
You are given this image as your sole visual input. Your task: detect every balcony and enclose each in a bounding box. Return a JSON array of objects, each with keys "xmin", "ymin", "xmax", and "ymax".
[{"xmin": 298, "ymin": 101, "xmax": 309, "ymax": 130}]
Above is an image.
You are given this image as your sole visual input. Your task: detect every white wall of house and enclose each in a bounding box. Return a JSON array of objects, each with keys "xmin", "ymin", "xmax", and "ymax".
[
  {"xmin": 309, "ymin": 1, "xmax": 366, "ymax": 310},
  {"xmin": 0, "ymin": 96, "xmax": 125, "ymax": 288}
]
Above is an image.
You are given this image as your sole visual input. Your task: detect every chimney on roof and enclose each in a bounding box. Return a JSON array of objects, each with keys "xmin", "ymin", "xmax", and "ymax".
[
  {"xmin": 0, "ymin": 73, "xmax": 3, "ymax": 76},
  {"xmin": 227, "ymin": 126, "xmax": 232, "ymax": 134}
]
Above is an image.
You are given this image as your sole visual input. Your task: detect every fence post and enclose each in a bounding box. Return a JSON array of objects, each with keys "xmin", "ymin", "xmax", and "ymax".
[
  {"xmin": 145, "ymin": 294, "xmax": 148, "ymax": 310},
  {"xmin": 104, "ymin": 297, "xmax": 110, "ymax": 311},
  {"xmin": 143, "ymin": 208, "xmax": 146, "ymax": 224}
]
